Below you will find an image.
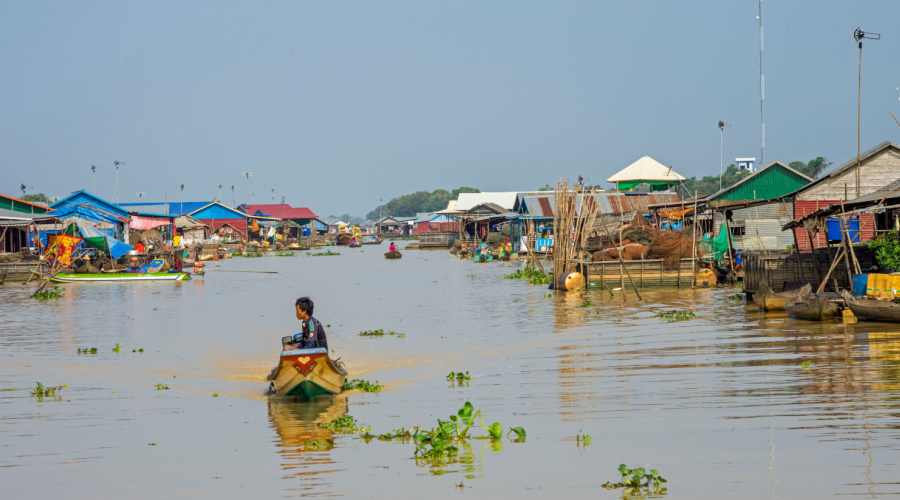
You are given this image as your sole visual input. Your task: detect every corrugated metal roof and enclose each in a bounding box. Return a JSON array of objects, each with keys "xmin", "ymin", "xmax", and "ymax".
[
  {"xmin": 707, "ymin": 161, "xmax": 812, "ymax": 203},
  {"xmin": 189, "ymin": 202, "xmax": 248, "ymax": 220},
  {"xmin": 784, "ymin": 141, "xmax": 900, "ymax": 199},
  {"xmin": 455, "ymin": 192, "xmax": 522, "ymax": 211},
  {"xmin": 239, "ymin": 204, "xmax": 318, "ymax": 220},
  {"xmin": 522, "ymin": 192, "xmax": 679, "ymax": 218}
]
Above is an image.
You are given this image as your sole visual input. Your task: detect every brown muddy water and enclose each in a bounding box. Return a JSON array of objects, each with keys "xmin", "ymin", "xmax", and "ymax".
[{"xmin": 2, "ymin": 242, "xmax": 900, "ymax": 499}]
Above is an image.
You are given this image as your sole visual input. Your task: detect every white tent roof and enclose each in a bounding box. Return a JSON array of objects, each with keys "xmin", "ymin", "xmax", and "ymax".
[
  {"xmin": 607, "ymin": 156, "xmax": 686, "ymax": 183},
  {"xmin": 435, "ymin": 200, "xmax": 459, "ymax": 214}
]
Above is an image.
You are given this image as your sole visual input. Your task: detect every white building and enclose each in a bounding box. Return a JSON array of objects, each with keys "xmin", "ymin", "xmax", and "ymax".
[{"xmin": 735, "ymin": 158, "xmax": 756, "ymax": 173}]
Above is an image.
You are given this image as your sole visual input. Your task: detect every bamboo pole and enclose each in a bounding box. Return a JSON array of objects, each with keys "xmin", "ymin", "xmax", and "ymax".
[{"xmin": 817, "ymin": 247, "xmax": 846, "ymax": 294}]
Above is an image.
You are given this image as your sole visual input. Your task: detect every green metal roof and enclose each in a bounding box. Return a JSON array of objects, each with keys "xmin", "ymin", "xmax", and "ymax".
[{"xmin": 708, "ymin": 162, "xmax": 812, "ymax": 203}]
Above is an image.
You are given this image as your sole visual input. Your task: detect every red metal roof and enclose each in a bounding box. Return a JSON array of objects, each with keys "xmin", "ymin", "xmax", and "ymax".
[{"xmin": 240, "ymin": 204, "xmax": 318, "ymax": 220}]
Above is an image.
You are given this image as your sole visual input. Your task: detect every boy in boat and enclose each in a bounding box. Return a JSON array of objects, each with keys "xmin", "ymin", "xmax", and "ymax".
[{"xmin": 283, "ymin": 296, "xmax": 328, "ymax": 350}]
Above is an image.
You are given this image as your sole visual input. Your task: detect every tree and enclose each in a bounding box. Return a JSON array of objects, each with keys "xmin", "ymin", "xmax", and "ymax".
[
  {"xmin": 680, "ymin": 165, "xmax": 750, "ymax": 198},
  {"xmin": 22, "ymin": 193, "xmax": 50, "ymax": 204},
  {"xmin": 366, "ymin": 187, "xmax": 480, "ymax": 220},
  {"xmin": 789, "ymin": 157, "xmax": 831, "ymax": 179}
]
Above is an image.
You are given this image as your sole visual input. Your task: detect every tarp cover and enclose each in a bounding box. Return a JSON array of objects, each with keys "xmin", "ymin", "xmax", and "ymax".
[
  {"xmin": 76, "ymin": 220, "xmax": 132, "ymax": 259},
  {"xmin": 130, "ymin": 215, "xmax": 172, "ymax": 231},
  {"xmin": 45, "ymin": 205, "xmax": 125, "ymax": 225}
]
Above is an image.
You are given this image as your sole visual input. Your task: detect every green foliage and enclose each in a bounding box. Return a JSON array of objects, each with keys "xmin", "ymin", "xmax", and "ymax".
[
  {"xmin": 113, "ymin": 343, "xmax": 121, "ymax": 353},
  {"xmin": 680, "ymin": 164, "xmax": 751, "ymax": 197},
  {"xmin": 366, "ymin": 186, "xmax": 480, "ymax": 220},
  {"xmin": 342, "ymin": 379, "xmax": 382, "ymax": 392},
  {"xmin": 274, "ymin": 252, "xmax": 295, "ymax": 257},
  {"xmin": 77, "ymin": 347, "xmax": 98, "ymax": 354},
  {"xmin": 447, "ymin": 371, "xmax": 471, "ymax": 382},
  {"xmin": 789, "ymin": 157, "xmax": 832, "ymax": 179},
  {"xmin": 801, "ymin": 361, "xmax": 811, "ymax": 370},
  {"xmin": 132, "ymin": 348, "xmax": 144, "ymax": 353},
  {"xmin": 33, "ymin": 287, "xmax": 64, "ymax": 300},
  {"xmin": 156, "ymin": 383, "xmax": 169, "ymax": 390},
  {"xmin": 212, "ymin": 393, "xmax": 219, "ymax": 397},
  {"xmin": 306, "ymin": 250, "xmax": 341, "ymax": 257},
  {"xmin": 504, "ymin": 266, "xmax": 552, "ymax": 285},
  {"xmin": 657, "ymin": 310, "xmax": 695, "ymax": 321},
  {"xmin": 377, "ymin": 428, "xmax": 412, "ymax": 441},
  {"xmin": 237, "ymin": 252, "xmax": 264, "ymax": 258},
  {"xmin": 602, "ymin": 464, "xmax": 667, "ymax": 490},
  {"xmin": 576, "ymin": 430, "xmax": 592, "ymax": 446},
  {"xmin": 301, "ymin": 439, "xmax": 333, "ymax": 450},
  {"xmin": 578, "ymin": 300, "xmax": 594, "ymax": 307},
  {"xmin": 359, "ymin": 329, "xmax": 404, "ymax": 338},
  {"xmin": 22, "ymin": 193, "xmax": 51, "ymax": 203},
  {"xmin": 727, "ymin": 294, "xmax": 743, "ymax": 301},
  {"xmin": 320, "ymin": 415, "xmax": 370, "ymax": 434},
  {"xmin": 867, "ymin": 231, "xmax": 900, "ymax": 272},
  {"xmin": 413, "ymin": 401, "xmax": 525, "ymax": 462},
  {"xmin": 31, "ymin": 382, "xmax": 63, "ymax": 397}
]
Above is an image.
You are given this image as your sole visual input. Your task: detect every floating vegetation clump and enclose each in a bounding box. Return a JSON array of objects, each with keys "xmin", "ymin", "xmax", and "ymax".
[
  {"xmin": 156, "ymin": 383, "xmax": 169, "ymax": 390},
  {"xmin": 359, "ymin": 329, "xmax": 405, "ymax": 338},
  {"xmin": 657, "ymin": 310, "xmax": 695, "ymax": 322},
  {"xmin": 113, "ymin": 343, "xmax": 122, "ymax": 353},
  {"xmin": 578, "ymin": 300, "xmax": 594, "ymax": 308},
  {"xmin": 31, "ymin": 382, "xmax": 63, "ymax": 397},
  {"xmin": 412, "ymin": 401, "xmax": 525, "ymax": 463},
  {"xmin": 378, "ymin": 428, "xmax": 412, "ymax": 441},
  {"xmin": 602, "ymin": 464, "xmax": 667, "ymax": 491},
  {"xmin": 321, "ymin": 415, "xmax": 369, "ymax": 434},
  {"xmin": 801, "ymin": 361, "xmax": 811, "ymax": 370},
  {"xmin": 274, "ymin": 252, "xmax": 295, "ymax": 257},
  {"xmin": 504, "ymin": 267, "xmax": 552, "ymax": 285},
  {"xmin": 576, "ymin": 430, "xmax": 592, "ymax": 446},
  {"xmin": 306, "ymin": 251, "xmax": 341, "ymax": 257},
  {"xmin": 342, "ymin": 379, "xmax": 382, "ymax": 392},
  {"xmin": 242, "ymin": 252, "xmax": 264, "ymax": 258},
  {"xmin": 302, "ymin": 439, "xmax": 333, "ymax": 450},
  {"xmin": 33, "ymin": 287, "xmax": 64, "ymax": 300},
  {"xmin": 727, "ymin": 294, "xmax": 744, "ymax": 301},
  {"xmin": 77, "ymin": 347, "xmax": 98, "ymax": 354},
  {"xmin": 446, "ymin": 371, "xmax": 471, "ymax": 382},
  {"xmin": 132, "ymin": 348, "xmax": 145, "ymax": 353}
]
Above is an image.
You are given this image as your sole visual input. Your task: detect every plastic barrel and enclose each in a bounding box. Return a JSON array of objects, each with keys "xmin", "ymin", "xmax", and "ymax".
[{"xmin": 852, "ymin": 274, "xmax": 868, "ymax": 296}]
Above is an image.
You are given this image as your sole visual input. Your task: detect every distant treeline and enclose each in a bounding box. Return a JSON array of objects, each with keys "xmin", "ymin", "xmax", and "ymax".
[{"xmin": 366, "ymin": 187, "xmax": 480, "ymax": 220}]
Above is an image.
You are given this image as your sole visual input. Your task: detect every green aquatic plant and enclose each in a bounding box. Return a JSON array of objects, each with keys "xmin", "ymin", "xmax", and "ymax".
[
  {"xmin": 576, "ymin": 431, "xmax": 592, "ymax": 446},
  {"xmin": 212, "ymin": 393, "xmax": 219, "ymax": 397},
  {"xmin": 727, "ymin": 294, "xmax": 743, "ymax": 301},
  {"xmin": 446, "ymin": 371, "xmax": 471, "ymax": 382},
  {"xmin": 359, "ymin": 329, "xmax": 404, "ymax": 338},
  {"xmin": 306, "ymin": 250, "xmax": 341, "ymax": 257},
  {"xmin": 77, "ymin": 347, "xmax": 98, "ymax": 354},
  {"xmin": 801, "ymin": 361, "xmax": 811, "ymax": 370},
  {"xmin": 504, "ymin": 267, "xmax": 552, "ymax": 285},
  {"xmin": 413, "ymin": 401, "xmax": 526, "ymax": 462},
  {"xmin": 342, "ymin": 379, "xmax": 382, "ymax": 392},
  {"xmin": 113, "ymin": 343, "xmax": 121, "ymax": 353},
  {"xmin": 578, "ymin": 300, "xmax": 594, "ymax": 307},
  {"xmin": 31, "ymin": 382, "xmax": 63, "ymax": 397},
  {"xmin": 321, "ymin": 415, "xmax": 370, "ymax": 435},
  {"xmin": 132, "ymin": 348, "xmax": 144, "ymax": 353},
  {"xmin": 274, "ymin": 252, "xmax": 295, "ymax": 257},
  {"xmin": 156, "ymin": 383, "xmax": 169, "ymax": 390},
  {"xmin": 302, "ymin": 439, "xmax": 333, "ymax": 450},
  {"xmin": 603, "ymin": 464, "xmax": 667, "ymax": 490},
  {"xmin": 657, "ymin": 310, "xmax": 695, "ymax": 322},
  {"xmin": 378, "ymin": 428, "xmax": 412, "ymax": 441},
  {"xmin": 33, "ymin": 287, "xmax": 64, "ymax": 300}
]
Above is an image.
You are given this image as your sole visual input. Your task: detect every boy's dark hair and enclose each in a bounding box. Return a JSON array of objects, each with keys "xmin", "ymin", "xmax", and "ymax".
[{"xmin": 295, "ymin": 296, "xmax": 314, "ymax": 315}]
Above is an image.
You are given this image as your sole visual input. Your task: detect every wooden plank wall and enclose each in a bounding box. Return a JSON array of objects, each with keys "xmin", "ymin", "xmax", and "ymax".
[
  {"xmin": 583, "ymin": 258, "xmax": 695, "ymax": 289},
  {"xmin": 743, "ymin": 247, "xmax": 876, "ymax": 293}
]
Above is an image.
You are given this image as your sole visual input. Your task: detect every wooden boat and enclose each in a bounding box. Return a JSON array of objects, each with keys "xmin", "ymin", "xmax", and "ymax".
[
  {"xmin": 752, "ymin": 279, "xmax": 811, "ymax": 311},
  {"xmin": 348, "ymin": 241, "xmax": 362, "ymax": 248},
  {"xmin": 361, "ymin": 237, "xmax": 382, "ymax": 245},
  {"xmin": 37, "ymin": 270, "xmax": 191, "ymax": 283},
  {"xmin": 785, "ymin": 289, "xmax": 839, "ymax": 321},
  {"xmin": 385, "ymin": 250, "xmax": 402, "ymax": 259},
  {"xmin": 336, "ymin": 234, "xmax": 353, "ymax": 246},
  {"xmin": 474, "ymin": 253, "xmax": 493, "ymax": 263},
  {"xmin": 841, "ymin": 290, "xmax": 900, "ymax": 323},
  {"xmin": 267, "ymin": 347, "xmax": 347, "ymax": 400}
]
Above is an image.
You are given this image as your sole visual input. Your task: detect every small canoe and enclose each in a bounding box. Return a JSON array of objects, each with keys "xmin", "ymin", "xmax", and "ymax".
[
  {"xmin": 474, "ymin": 253, "xmax": 493, "ymax": 263},
  {"xmin": 267, "ymin": 347, "xmax": 347, "ymax": 400},
  {"xmin": 841, "ymin": 290, "xmax": 900, "ymax": 323},
  {"xmin": 34, "ymin": 270, "xmax": 191, "ymax": 283},
  {"xmin": 752, "ymin": 279, "xmax": 810, "ymax": 311},
  {"xmin": 385, "ymin": 250, "xmax": 402, "ymax": 259},
  {"xmin": 785, "ymin": 290, "xmax": 838, "ymax": 321}
]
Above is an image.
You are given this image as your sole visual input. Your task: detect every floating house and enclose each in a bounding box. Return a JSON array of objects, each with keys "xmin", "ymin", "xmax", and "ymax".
[
  {"xmin": 0, "ymin": 193, "xmax": 49, "ymax": 214},
  {"xmin": 189, "ymin": 202, "xmax": 266, "ymax": 240}
]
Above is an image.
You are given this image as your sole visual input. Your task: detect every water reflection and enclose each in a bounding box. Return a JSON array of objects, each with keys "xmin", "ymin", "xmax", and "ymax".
[{"xmin": 268, "ymin": 396, "xmax": 347, "ymax": 494}]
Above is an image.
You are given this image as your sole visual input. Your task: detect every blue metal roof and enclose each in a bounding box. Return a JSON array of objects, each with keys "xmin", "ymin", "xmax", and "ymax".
[
  {"xmin": 189, "ymin": 202, "xmax": 248, "ymax": 220},
  {"xmin": 51, "ymin": 190, "xmax": 129, "ymax": 219}
]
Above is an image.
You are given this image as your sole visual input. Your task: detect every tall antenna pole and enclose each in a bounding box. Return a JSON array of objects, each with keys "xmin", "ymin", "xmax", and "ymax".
[
  {"xmin": 854, "ymin": 28, "xmax": 880, "ymax": 198},
  {"xmin": 759, "ymin": 0, "xmax": 766, "ymax": 167},
  {"xmin": 718, "ymin": 121, "xmax": 731, "ymax": 190},
  {"xmin": 114, "ymin": 160, "xmax": 126, "ymax": 204}
]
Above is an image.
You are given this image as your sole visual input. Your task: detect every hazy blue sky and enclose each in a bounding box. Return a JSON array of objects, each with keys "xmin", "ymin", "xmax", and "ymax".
[{"xmin": 2, "ymin": 1, "xmax": 899, "ymax": 217}]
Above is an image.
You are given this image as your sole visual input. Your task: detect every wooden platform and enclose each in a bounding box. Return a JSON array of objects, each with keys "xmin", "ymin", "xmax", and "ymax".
[
  {"xmin": 742, "ymin": 247, "xmax": 875, "ymax": 293},
  {"xmin": 417, "ymin": 232, "xmax": 457, "ymax": 248},
  {"xmin": 577, "ymin": 258, "xmax": 696, "ymax": 289},
  {"xmin": 0, "ymin": 261, "xmax": 39, "ymax": 282}
]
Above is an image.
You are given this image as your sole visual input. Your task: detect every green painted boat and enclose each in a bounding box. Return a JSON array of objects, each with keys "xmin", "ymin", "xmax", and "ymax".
[
  {"xmin": 37, "ymin": 271, "xmax": 191, "ymax": 283},
  {"xmin": 267, "ymin": 348, "xmax": 347, "ymax": 401}
]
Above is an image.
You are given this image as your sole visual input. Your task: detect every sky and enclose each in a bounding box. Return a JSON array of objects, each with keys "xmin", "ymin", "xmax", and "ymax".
[{"xmin": 2, "ymin": 1, "xmax": 900, "ymax": 217}]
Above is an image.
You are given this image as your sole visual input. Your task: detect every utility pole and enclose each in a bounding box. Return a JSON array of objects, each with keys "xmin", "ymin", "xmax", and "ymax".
[
  {"xmin": 854, "ymin": 27, "xmax": 880, "ymax": 198},
  {"xmin": 114, "ymin": 161, "xmax": 126, "ymax": 205},
  {"xmin": 759, "ymin": 0, "xmax": 766, "ymax": 167},
  {"xmin": 231, "ymin": 185, "xmax": 235, "ymax": 206},
  {"xmin": 718, "ymin": 121, "xmax": 731, "ymax": 190},
  {"xmin": 179, "ymin": 184, "xmax": 185, "ymax": 215}
]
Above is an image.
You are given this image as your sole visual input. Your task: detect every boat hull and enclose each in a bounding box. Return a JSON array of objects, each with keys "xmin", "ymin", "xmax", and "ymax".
[
  {"xmin": 752, "ymin": 279, "xmax": 810, "ymax": 311},
  {"xmin": 268, "ymin": 348, "xmax": 347, "ymax": 401},
  {"xmin": 37, "ymin": 271, "xmax": 191, "ymax": 283},
  {"xmin": 785, "ymin": 292, "xmax": 838, "ymax": 321},
  {"xmin": 842, "ymin": 290, "xmax": 900, "ymax": 322}
]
